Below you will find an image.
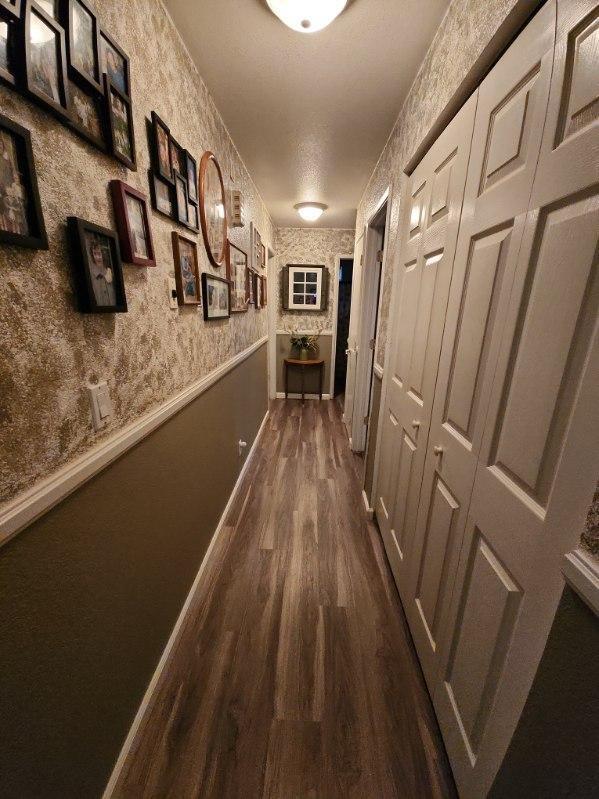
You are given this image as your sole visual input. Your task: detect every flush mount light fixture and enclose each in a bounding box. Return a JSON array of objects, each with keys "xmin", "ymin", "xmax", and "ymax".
[
  {"xmin": 295, "ymin": 202, "xmax": 328, "ymax": 222},
  {"xmin": 266, "ymin": 0, "xmax": 348, "ymax": 33}
]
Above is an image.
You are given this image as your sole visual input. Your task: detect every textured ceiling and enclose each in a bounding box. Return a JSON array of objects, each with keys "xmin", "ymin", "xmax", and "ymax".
[{"xmin": 165, "ymin": 0, "xmax": 450, "ymax": 228}]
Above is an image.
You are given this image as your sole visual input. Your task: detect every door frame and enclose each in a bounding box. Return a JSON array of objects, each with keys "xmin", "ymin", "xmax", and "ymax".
[
  {"xmin": 350, "ymin": 187, "xmax": 391, "ymax": 452},
  {"xmin": 267, "ymin": 244, "xmax": 277, "ymax": 399},
  {"xmin": 329, "ymin": 252, "xmax": 356, "ymax": 399}
]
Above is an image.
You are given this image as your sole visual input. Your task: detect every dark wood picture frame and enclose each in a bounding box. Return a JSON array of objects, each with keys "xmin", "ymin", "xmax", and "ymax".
[
  {"xmin": 247, "ymin": 267, "xmax": 256, "ymax": 306},
  {"xmin": 227, "ymin": 240, "xmax": 249, "ymax": 313},
  {"xmin": 104, "ymin": 74, "xmax": 136, "ymax": 170},
  {"xmin": 201, "ymin": 271, "xmax": 231, "ymax": 321},
  {"xmin": 148, "ymin": 169, "xmax": 173, "ymax": 220},
  {"xmin": 186, "ymin": 197, "xmax": 198, "ymax": 232},
  {"xmin": 261, "ymin": 274, "xmax": 267, "ymax": 306},
  {"xmin": 0, "ymin": 0, "xmax": 21, "ymax": 22},
  {"xmin": 255, "ymin": 270, "xmax": 262, "ymax": 310},
  {"xmin": 172, "ymin": 230, "xmax": 201, "ymax": 307},
  {"xmin": 67, "ymin": 78, "xmax": 106, "ymax": 150},
  {"xmin": 63, "ymin": 0, "xmax": 102, "ymax": 94},
  {"xmin": 0, "ymin": 17, "xmax": 16, "ymax": 87},
  {"xmin": 185, "ymin": 149, "xmax": 197, "ymax": 203},
  {"xmin": 151, "ymin": 110, "xmax": 172, "ymax": 183},
  {"xmin": 110, "ymin": 179, "xmax": 155, "ymax": 267},
  {"xmin": 23, "ymin": 0, "xmax": 70, "ymax": 121},
  {"xmin": 173, "ymin": 170, "xmax": 188, "ymax": 226},
  {"xmin": 0, "ymin": 112, "xmax": 48, "ymax": 249},
  {"xmin": 198, "ymin": 150, "xmax": 227, "ymax": 269},
  {"xmin": 99, "ymin": 28, "xmax": 129, "ymax": 98},
  {"xmin": 169, "ymin": 136, "xmax": 184, "ymax": 178},
  {"xmin": 67, "ymin": 216, "xmax": 127, "ymax": 313}
]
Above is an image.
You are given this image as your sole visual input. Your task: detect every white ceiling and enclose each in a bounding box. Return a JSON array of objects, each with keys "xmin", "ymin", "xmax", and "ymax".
[{"xmin": 165, "ymin": 0, "xmax": 450, "ymax": 228}]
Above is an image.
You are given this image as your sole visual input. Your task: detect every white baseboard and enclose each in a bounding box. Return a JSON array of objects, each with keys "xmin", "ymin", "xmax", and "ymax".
[
  {"xmin": 0, "ymin": 336, "xmax": 268, "ymax": 548},
  {"xmin": 101, "ymin": 409, "xmax": 270, "ymax": 799},
  {"xmin": 362, "ymin": 489, "xmax": 374, "ymax": 520},
  {"xmin": 562, "ymin": 547, "xmax": 599, "ymax": 617},
  {"xmin": 275, "ymin": 392, "xmax": 331, "ymax": 401}
]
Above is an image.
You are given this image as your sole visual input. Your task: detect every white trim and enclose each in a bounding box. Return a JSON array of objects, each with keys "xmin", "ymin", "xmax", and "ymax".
[
  {"xmin": 276, "ymin": 329, "xmax": 333, "ymax": 336},
  {"xmin": 0, "ymin": 336, "xmax": 268, "ymax": 548},
  {"xmin": 276, "ymin": 392, "xmax": 331, "ymax": 401},
  {"xmin": 373, "ymin": 362, "xmax": 384, "ymax": 380},
  {"xmin": 562, "ymin": 547, "xmax": 599, "ymax": 617},
  {"xmin": 101, "ymin": 408, "xmax": 270, "ymax": 798},
  {"xmin": 329, "ymin": 253, "xmax": 355, "ymax": 399},
  {"xmin": 362, "ymin": 489, "xmax": 374, "ymax": 520}
]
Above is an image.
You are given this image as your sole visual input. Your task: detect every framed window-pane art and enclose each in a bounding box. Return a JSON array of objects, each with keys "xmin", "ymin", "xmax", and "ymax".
[{"xmin": 282, "ymin": 264, "xmax": 327, "ymax": 311}]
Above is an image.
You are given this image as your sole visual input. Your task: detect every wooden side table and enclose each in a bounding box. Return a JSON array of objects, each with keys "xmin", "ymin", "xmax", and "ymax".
[{"xmin": 284, "ymin": 358, "xmax": 325, "ymax": 403}]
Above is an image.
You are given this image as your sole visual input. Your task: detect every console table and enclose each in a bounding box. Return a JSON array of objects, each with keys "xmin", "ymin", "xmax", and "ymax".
[{"xmin": 284, "ymin": 358, "xmax": 325, "ymax": 403}]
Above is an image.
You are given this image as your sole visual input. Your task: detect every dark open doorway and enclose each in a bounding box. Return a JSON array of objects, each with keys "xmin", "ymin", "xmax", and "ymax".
[{"xmin": 334, "ymin": 257, "xmax": 354, "ymax": 398}]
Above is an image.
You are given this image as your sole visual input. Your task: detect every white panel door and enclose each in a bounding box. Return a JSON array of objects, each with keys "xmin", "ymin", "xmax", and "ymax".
[
  {"xmin": 435, "ymin": 2, "xmax": 599, "ymax": 796},
  {"xmin": 376, "ymin": 93, "xmax": 477, "ymax": 599},
  {"xmin": 405, "ymin": 0, "xmax": 556, "ymax": 691},
  {"xmin": 343, "ymin": 230, "xmax": 365, "ymax": 439}
]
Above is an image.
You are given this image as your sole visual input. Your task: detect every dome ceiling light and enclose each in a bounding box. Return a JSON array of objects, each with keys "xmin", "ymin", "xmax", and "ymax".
[
  {"xmin": 266, "ymin": 0, "xmax": 348, "ymax": 33},
  {"xmin": 295, "ymin": 202, "xmax": 328, "ymax": 222}
]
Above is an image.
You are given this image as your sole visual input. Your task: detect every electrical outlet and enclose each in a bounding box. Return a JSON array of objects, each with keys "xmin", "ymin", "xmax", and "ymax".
[
  {"xmin": 168, "ymin": 278, "xmax": 178, "ymax": 309},
  {"xmin": 88, "ymin": 382, "xmax": 113, "ymax": 431}
]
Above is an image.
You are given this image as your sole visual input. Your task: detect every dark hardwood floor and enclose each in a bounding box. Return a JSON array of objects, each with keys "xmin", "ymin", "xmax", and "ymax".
[{"xmin": 115, "ymin": 399, "xmax": 456, "ymax": 798}]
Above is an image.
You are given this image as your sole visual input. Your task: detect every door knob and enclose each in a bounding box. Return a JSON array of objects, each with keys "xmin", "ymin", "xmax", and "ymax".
[
  {"xmin": 411, "ymin": 420, "xmax": 421, "ymax": 429},
  {"xmin": 434, "ymin": 446, "xmax": 444, "ymax": 456}
]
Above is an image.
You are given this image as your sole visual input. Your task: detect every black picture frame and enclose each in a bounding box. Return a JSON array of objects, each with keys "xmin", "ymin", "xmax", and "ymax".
[
  {"xmin": 104, "ymin": 73, "xmax": 136, "ymax": 170},
  {"xmin": 66, "ymin": 77, "xmax": 106, "ymax": 150},
  {"xmin": 63, "ymin": 0, "xmax": 102, "ymax": 94},
  {"xmin": 201, "ymin": 271, "xmax": 230, "ymax": 321},
  {"xmin": 67, "ymin": 216, "xmax": 127, "ymax": 313},
  {"xmin": 186, "ymin": 198, "xmax": 198, "ymax": 232},
  {"xmin": 150, "ymin": 110, "xmax": 172, "ymax": 184},
  {"xmin": 0, "ymin": 112, "xmax": 48, "ymax": 249},
  {"xmin": 0, "ymin": 17, "xmax": 16, "ymax": 87},
  {"xmin": 23, "ymin": 0, "xmax": 70, "ymax": 121},
  {"xmin": 0, "ymin": 0, "xmax": 21, "ymax": 22},
  {"xmin": 148, "ymin": 169, "xmax": 173, "ymax": 220},
  {"xmin": 185, "ymin": 149, "xmax": 197, "ymax": 203},
  {"xmin": 173, "ymin": 170, "xmax": 188, "ymax": 226},
  {"xmin": 99, "ymin": 27, "xmax": 129, "ymax": 97},
  {"xmin": 169, "ymin": 136, "xmax": 184, "ymax": 178}
]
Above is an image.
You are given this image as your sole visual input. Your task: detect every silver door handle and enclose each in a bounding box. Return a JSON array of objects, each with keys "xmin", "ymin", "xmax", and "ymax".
[{"xmin": 434, "ymin": 446, "xmax": 444, "ymax": 456}]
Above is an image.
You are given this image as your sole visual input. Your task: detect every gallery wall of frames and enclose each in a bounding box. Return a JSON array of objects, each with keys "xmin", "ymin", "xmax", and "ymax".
[{"xmin": 0, "ymin": 0, "xmax": 274, "ymax": 503}]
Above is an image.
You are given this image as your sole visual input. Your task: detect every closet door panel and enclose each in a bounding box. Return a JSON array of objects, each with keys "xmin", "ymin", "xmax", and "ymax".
[
  {"xmin": 435, "ymin": 2, "xmax": 599, "ymax": 796},
  {"xmin": 405, "ymin": 0, "xmax": 556, "ymax": 690}
]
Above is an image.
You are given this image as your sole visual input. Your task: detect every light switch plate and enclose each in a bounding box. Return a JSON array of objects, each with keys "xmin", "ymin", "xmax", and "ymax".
[
  {"xmin": 168, "ymin": 278, "xmax": 178, "ymax": 310},
  {"xmin": 88, "ymin": 382, "xmax": 113, "ymax": 431}
]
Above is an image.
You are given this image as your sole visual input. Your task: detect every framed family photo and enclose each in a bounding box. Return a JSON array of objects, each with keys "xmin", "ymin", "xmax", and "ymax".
[
  {"xmin": 65, "ymin": 0, "xmax": 102, "ymax": 93},
  {"xmin": 0, "ymin": 18, "xmax": 16, "ymax": 87},
  {"xmin": 202, "ymin": 272, "xmax": 230, "ymax": 321},
  {"xmin": 169, "ymin": 137, "xmax": 184, "ymax": 178},
  {"xmin": 172, "ymin": 231, "xmax": 200, "ymax": 306},
  {"xmin": 227, "ymin": 240, "xmax": 248, "ymax": 313},
  {"xmin": 148, "ymin": 169, "xmax": 173, "ymax": 218},
  {"xmin": 174, "ymin": 170, "xmax": 188, "ymax": 225},
  {"xmin": 24, "ymin": 1, "xmax": 70, "ymax": 120},
  {"xmin": 110, "ymin": 180, "xmax": 155, "ymax": 267},
  {"xmin": 0, "ymin": 113, "xmax": 48, "ymax": 248},
  {"xmin": 0, "ymin": 0, "xmax": 21, "ymax": 21},
  {"xmin": 151, "ymin": 111, "xmax": 172, "ymax": 183},
  {"xmin": 68, "ymin": 216, "xmax": 127, "ymax": 313},
  {"xmin": 99, "ymin": 29, "xmax": 129, "ymax": 97},
  {"xmin": 105, "ymin": 74, "xmax": 136, "ymax": 169},
  {"xmin": 68, "ymin": 78, "xmax": 105, "ymax": 149},
  {"xmin": 185, "ymin": 150, "xmax": 197, "ymax": 203}
]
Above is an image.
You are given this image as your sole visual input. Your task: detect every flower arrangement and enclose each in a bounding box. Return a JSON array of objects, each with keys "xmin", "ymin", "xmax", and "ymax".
[{"xmin": 288, "ymin": 328, "xmax": 321, "ymax": 360}]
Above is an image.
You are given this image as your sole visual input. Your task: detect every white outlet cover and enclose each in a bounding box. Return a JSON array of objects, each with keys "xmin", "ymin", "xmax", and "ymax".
[
  {"xmin": 88, "ymin": 382, "xmax": 113, "ymax": 431},
  {"xmin": 168, "ymin": 278, "xmax": 178, "ymax": 310}
]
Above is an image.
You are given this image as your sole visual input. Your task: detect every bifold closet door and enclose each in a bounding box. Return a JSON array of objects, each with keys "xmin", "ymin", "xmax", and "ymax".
[
  {"xmin": 405, "ymin": 0, "xmax": 556, "ymax": 691},
  {"xmin": 434, "ymin": 1, "xmax": 599, "ymax": 796},
  {"xmin": 376, "ymin": 93, "xmax": 477, "ymax": 597}
]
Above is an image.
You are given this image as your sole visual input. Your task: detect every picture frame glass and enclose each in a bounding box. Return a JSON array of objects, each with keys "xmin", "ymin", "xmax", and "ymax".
[
  {"xmin": 29, "ymin": 11, "xmax": 62, "ymax": 105},
  {"xmin": 187, "ymin": 200, "xmax": 198, "ymax": 230},
  {"xmin": 71, "ymin": 0, "xmax": 96, "ymax": 82},
  {"xmin": 170, "ymin": 141, "xmax": 183, "ymax": 176},
  {"xmin": 175, "ymin": 173, "xmax": 187, "ymax": 223},
  {"xmin": 178, "ymin": 237, "xmax": 199, "ymax": 303},
  {"xmin": 125, "ymin": 193, "xmax": 149, "ymax": 259},
  {"xmin": 206, "ymin": 275, "xmax": 229, "ymax": 319},
  {"xmin": 156, "ymin": 123, "xmax": 170, "ymax": 179},
  {"xmin": 84, "ymin": 228, "xmax": 118, "ymax": 308},
  {"xmin": 203, "ymin": 157, "xmax": 225, "ymax": 264},
  {"xmin": 69, "ymin": 80, "xmax": 103, "ymax": 141},
  {"xmin": 229, "ymin": 245, "xmax": 247, "ymax": 311},
  {"xmin": 186, "ymin": 155, "xmax": 197, "ymax": 202},
  {"xmin": 288, "ymin": 267, "xmax": 322, "ymax": 309},
  {"xmin": 101, "ymin": 35, "xmax": 127, "ymax": 95},
  {"xmin": 109, "ymin": 88, "xmax": 132, "ymax": 161},
  {"xmin": 0, "ymin": 20, "xmax": 11, "ymax": 76},
  {"xmin": 0, "ymin": 127, "xmax": 31, "ymax": 237},
  {"xmin": 153, "ymin": 174, "xmax": 172, "ymax": 215}
]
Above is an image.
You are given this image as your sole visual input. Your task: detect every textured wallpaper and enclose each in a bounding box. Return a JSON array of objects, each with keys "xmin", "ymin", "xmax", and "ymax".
[
  {"xmin": 0, "ymin": 0, "xmax": 274, "ymax": 504},
  {"xmin": 275, "ymin": 227, "xmax": 355, "ymax": 334},
  {"xmin": 356, "ymin": 0, "xmax": 520, "ymax": 369}
]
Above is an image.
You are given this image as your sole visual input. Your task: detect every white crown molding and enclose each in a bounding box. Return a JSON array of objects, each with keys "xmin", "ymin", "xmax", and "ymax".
[
  {"xmin": 0, "ymin": 336, "xmax": 268, "ymax": 548},
  {"xmin": 562, "ymin": 547, "xmax": 599, "ymax": 617},
  {"xmin": 102, "ymin": 408, "xmax": 270, "ymax": 798}
]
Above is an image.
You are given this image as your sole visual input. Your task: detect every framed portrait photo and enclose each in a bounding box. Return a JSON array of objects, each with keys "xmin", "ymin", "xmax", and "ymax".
[
  {"xmin": 282, "ymin": 264, "xmax": 328, "ymax": 311},
  {"xmin": 151, "ymin": 110, "xmax": 172, "ymax": 183},
  {"xmin": 67, "ymin": 78, "xmax": 105, "ymax": 149},
  {"xmin": 67, "ymin": 216, "xmax": 127, "ymax": 313},
  {"xmin": 199, "ymin": 150, "xmax": 227, "ymax": 269},
  {"xmin": 202, "ymin": 272, "xmax": 230, "ymax": 321},
  {"xmin": 110, "ymin": 179, "xmax": 155, "ymax": 267},
  {"xmin": 227, "ymin": 240, "xmax": 248, "ymax": 313},
  {"xmin": 148, "ymin": 169, "xmax": 173, "ymax": 219},
  {"xmin": 24, "ymin": 1, "xmax": 70, "ymax": 120},
  {"xmin": 105, "ymin": 74, "xmax": 136, "ymax": 170},
  {"xmin": 0, "ymin": 113, "xmax": 48, "ymax": 249},
  {"xmin": 173, "ymin": 170, "xmax": 188, "ymax": 226},
  {"xmin": 0, "ymin": 18, "xmax": 16, "ymax": 87},
  {"xmin": 186, "ymin": 199, "xmax": 198, "ymax": 232},
  {"xmin": 99, "ymin": 29, "xmax": 129, "ymax": 97},
  {"xmin": 169, "ymin": 137, "xmax": 184, "ymax": 178},
  {"xmin": 185, "ymin": 150, "xmax": 197, "ymax": 203},
  {"xmin": 64, "ymin": 0, "xmax": 102, "ymax": 93},
  {"xmin": 172, "ymin": 231, "xmax": 200, "ymax": 307},
  {"xmin": 0, "ymin": 0, "xmax": 21, "ymax": 22}
]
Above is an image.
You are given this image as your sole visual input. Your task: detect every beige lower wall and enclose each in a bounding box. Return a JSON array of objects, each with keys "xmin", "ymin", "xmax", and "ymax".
[
  {"xmin": 276, "ymin": 333, "xmax": 333, "ymax": 396},
  {"xmin": 364, "ymin": 373, "xmax": 382, "ymax": 502},
  {"xmin": 0, "ymin": 343, "xmax": 267, "ymax": 799}
]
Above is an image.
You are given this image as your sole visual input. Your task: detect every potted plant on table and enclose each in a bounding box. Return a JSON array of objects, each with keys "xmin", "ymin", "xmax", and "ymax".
[{"xmin": 289, "ymin": 330, "xmax": 319, "ymax": 361}]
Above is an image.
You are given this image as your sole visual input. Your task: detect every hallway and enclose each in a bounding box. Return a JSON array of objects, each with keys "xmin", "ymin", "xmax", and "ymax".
[{"xmin": 115, "ymin": 400, "xmax": 456, "ymax": 798}]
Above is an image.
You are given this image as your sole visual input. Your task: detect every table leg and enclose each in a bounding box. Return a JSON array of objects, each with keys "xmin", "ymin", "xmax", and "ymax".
[
  {"xmin": 285, "ymin": 362, "xmax": 288, "ymax": 399},
  {"xmin": 319, "ymin": 363, "xmax": 323, "ymax": 400},
  {"xmin": 301, "ymin": 366, "xmax": 305, "ymax": 404}
]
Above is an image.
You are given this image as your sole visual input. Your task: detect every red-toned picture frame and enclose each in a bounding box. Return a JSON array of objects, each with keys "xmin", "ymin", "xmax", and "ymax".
[{"xmin": 110, "ymin": 180, "xmax": 155, "ymax": 267}]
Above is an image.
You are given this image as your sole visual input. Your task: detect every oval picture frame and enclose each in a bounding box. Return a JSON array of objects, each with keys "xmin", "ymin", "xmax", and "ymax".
[{"xmin": 198, "ymin": 151, "xmax": 227, "ymax": 268}]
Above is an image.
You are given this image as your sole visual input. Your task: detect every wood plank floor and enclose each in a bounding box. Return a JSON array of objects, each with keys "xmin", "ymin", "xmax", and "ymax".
[{"xmin": 115, "ymin": 399, "xmax": 456, "ymax": 798}]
